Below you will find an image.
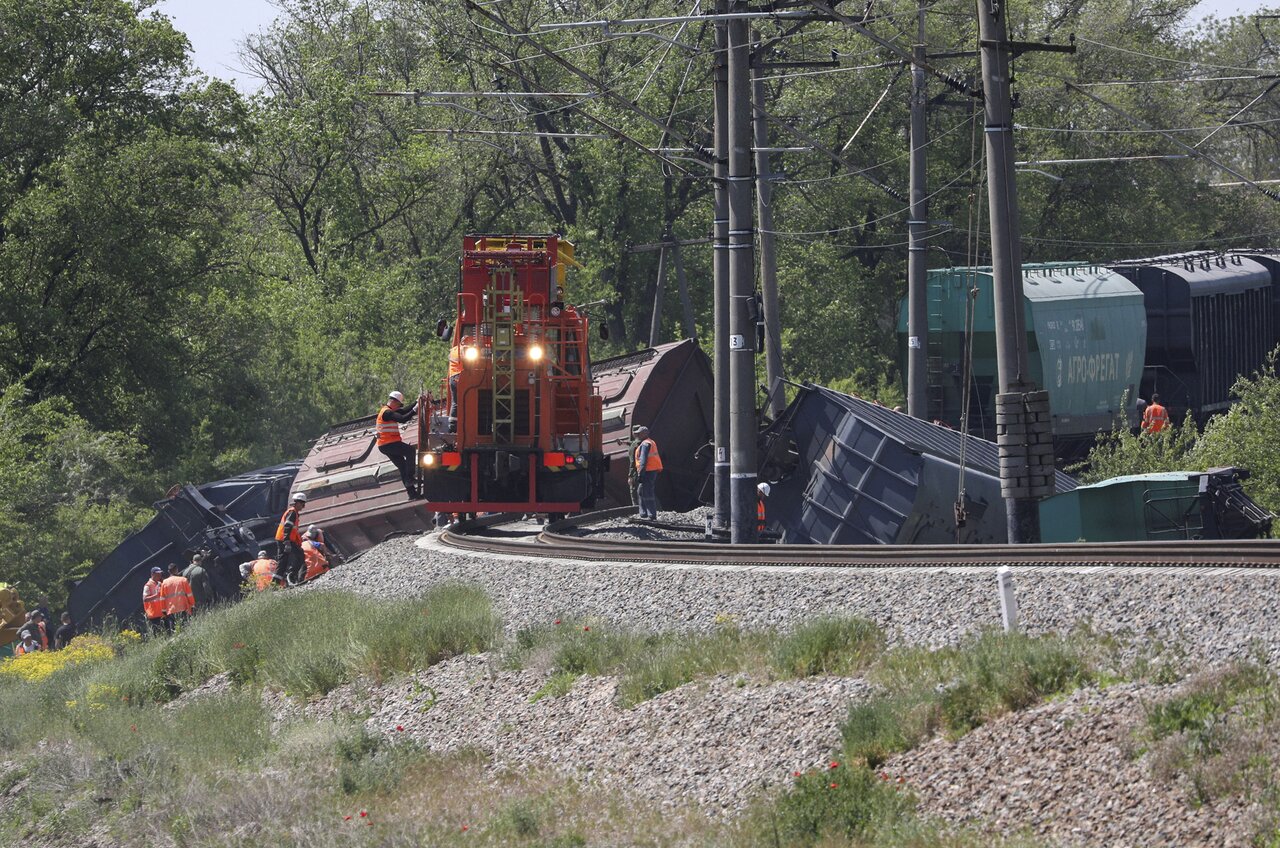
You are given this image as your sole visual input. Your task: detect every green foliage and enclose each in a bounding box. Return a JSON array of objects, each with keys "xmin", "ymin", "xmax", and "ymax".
[
  {"xmin": 509, "ymin": 617, "xmax": 885, "ymax": 707},
  {"xmin": 1073, "ymin": 413, "xmax": 1200, "ymax": 484},
  {"xmin": 772, "ymin": 766, "xmax": 915, "ymax": 845},
  {"xmin": 840, "ymin": 628, "xmax": 1099, "ymax": 768},
  {"xmin": 1147, "ymin": 662, "xmax": 1271, "ymax": 744},
  {"xmin": 1078, "ymin": 353, "xmax": 1280, "ymax": 520},
  {"xmin": 772, "ymin": 618, "xmax": 885, "ymax": 678}
]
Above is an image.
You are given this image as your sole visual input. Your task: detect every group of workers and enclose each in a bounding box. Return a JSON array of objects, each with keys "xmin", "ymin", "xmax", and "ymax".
[
  {"xmin": 244, "ymin": 521, "xmax": 332, "ymax": 591},
  {"xmin": 141, "ymin": 558, "xmax": 210, "ymax": 635},
  {"xmin": 13, "ymin": 595, "xmax": 75, "ymax": 656},
  {"xmin": 135, "ymin": 509, "xmax": 333, "ymax": 636}
]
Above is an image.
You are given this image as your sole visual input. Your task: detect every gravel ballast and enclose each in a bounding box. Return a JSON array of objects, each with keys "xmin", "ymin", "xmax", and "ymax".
[
  {"xmin": 316, "ymin": 528, "xmax": 1280, "ymax": 668},
  {"xmin": 298, "ymin": 525, "xmax": 1280, "ymax": 841}
]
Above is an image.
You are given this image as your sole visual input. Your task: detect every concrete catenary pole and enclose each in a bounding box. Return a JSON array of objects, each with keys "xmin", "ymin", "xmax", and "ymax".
[
  {"xmin": 752, "ymin": 35, "xmax": 785, "ymax": 420},
  {"xmin": 906, "ymin": 0, "xmax": 929, "ymax": 419},
  {"xmin": 648, "ymin": 243, "xmax": 667, "ymax": 348},
  {"xmin": 976, "ymin": 0, "xmax": 1047, "ymax": 544},
  {"xmin": 712, "ymin": 0, "xmax": 731, "ymax": 530},
  {"xmin": 727, "ymin": 1, "xmax": 758, "ymax": 542}
]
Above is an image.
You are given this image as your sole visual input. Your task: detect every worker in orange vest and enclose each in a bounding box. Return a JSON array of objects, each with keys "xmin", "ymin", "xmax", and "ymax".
[
  {"xmin": 142, "ymin": 566, "xmax": 169, "ymax": 635},
  {"xmin": 633, "ymin": 425, "xmax": 663, "ymax": 520},
  {"xmin": 161, "ymin": 562, "xmax": 196, "ymax": 626},
  {"xmin": 247, "ymin": 550, "xmax": 280, "ymax": 591},
  {"xmin": 276, "ymin": 492, "xmax": 307, "ymax": 584},
  {"xmin": 301, "ymin": 526, "xmax": 330, "ymax": 582},
  {"xmin": 376, "ymin": 391, "xmax": 420, "ymax": 499},
  {"xmin": 1142, "ymin": 392, "xmax": 1169, "ymax": 434},
  {"xmin": 757, "ymin": 482, "xmax": 770, "ymax": 533}
]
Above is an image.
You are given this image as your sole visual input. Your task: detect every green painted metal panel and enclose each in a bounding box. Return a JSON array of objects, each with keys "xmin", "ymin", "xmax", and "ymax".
[
  {"xmin": 896, "ymin": 263, "xmax": 1147, "ymax": 443},
  {"xmin": 1039, "ymin": 471, "xmax": 1203, "ymax": 542}
]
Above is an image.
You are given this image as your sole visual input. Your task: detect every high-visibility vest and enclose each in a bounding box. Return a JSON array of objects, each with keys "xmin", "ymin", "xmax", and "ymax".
[
  {"xmin": 142, "ymin": 578, "xmax": 166, "ymax": 619},
  {"xmin": 758, "ymin": 499, "xmax": 766, "ymax": 533},
  {"xmin": 636, "ymin": 438, "xmax": 663, "ymax": 472},
  {"xmin": 302, "ymin": 541, "xmax": 330, "ymax": 581},
  {"xmin": 161, "ymin": 575, "xmax": 195, "ymax": 615},
  {"xmin": 1143, "ymin": 403, "xmax": 1169, "ymax": 433},
  {"xmin": 276, "ymin": 507, "xmax": 302, "ymax": 544},
  {"xmin": 376, "ymin": 405, "xmax": 402, "ymax": 446},
  {"xmin": 251, "ymin": 558, "xmax": 277, "ymax": 591},
  {"xmin": 36, "ymin": 621, "xmax": 47, "ymax": 650}
]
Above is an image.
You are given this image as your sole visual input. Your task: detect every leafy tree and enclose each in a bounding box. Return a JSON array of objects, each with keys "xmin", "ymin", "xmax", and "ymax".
[{"xmin": 0, "ymin": 384, "xmax": 151, "ymax": 606}]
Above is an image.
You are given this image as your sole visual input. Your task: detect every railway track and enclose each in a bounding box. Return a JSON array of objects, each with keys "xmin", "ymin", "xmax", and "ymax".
[{"xmin": 439, "ymin": 508, "xmax": 1280, "ymax": 568}]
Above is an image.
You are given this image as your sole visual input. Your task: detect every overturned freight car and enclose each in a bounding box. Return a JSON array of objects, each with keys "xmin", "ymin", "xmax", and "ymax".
[
  {"xmin": 759, "ymin": 385, "xmax": 1076, "ymax": 545},
  {"xmin": 67, "ymin": 462, "xmax": 301, "ymax": 627},
  {"xmin": 593, "ymin": 339, "xmax": 714, "ymax": 512}
]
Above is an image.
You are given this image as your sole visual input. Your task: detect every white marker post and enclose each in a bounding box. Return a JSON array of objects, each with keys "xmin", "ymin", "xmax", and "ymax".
[{"xmin": 997, "ymin": 565, "xmax": 1019, "ymax": 633}]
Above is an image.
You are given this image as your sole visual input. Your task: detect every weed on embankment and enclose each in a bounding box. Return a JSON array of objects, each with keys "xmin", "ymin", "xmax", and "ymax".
[{"xmin": 0, "ymin": 586, "xmax": 1132, "ymax": 848}]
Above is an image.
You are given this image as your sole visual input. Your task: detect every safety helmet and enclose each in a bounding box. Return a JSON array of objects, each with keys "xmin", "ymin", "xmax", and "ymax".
[
  {"xmin": 257, "ymin": 550, "xmax": 268, "ymax": 558},
  {"xmin": 757, "ymin": 482, "xmax": 771, "ymax": 497},
  {"xmin": 291, "ymin": 492, "xmax": 307, "ymax": 503},
  {"xmin": 151, "ymin": 567, "xmax": 163, "ymax": 575},
  {"xmin": 388, "ymin": 390, "xmax": 405, "ymax": 403},
  {"xmin": 306, "ymin": 525, "xmax": 321, "ymax": 538}
]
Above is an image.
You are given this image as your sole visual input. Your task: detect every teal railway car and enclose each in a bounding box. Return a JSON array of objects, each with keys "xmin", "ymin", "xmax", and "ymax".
[{"xmin": 897, "ymin": 263, "xmax": 1147, "ymax": 457}]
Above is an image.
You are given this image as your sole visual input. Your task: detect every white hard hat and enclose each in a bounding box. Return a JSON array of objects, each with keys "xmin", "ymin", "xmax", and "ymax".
[
  {"xmin": 757, "ymin": 482, "xmax": 771, "ymax": 496},
  {"xmin": 291, "ymin": 491, "xmax": 307, "ymax": 503},
  {"xmin": 306, "ymin": 525, "xmax": 321, "ymax": 538},
  {"xmin": 388, "ymin": 390, "xmax": 405, "ymax": 402},
  {"xmin": 257, "ymin": 550, "xmax": 267, "ymax": 558}
]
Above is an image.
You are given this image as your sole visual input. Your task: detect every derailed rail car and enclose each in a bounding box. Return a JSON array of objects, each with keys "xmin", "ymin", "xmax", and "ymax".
[
  {"xmin": 67, "ymin": 462, "xmax": 300, "ymax": 627},
  {"xmin": 759, "ymin": 384, "xmax": 1076, "ymax": 545},
  {"xmin": 592, "ymin": 339, "xmax": 714, "ymax": 512}
]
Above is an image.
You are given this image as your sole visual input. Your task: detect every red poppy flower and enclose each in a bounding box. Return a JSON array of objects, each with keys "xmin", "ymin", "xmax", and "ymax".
[
  {"xmin": 829, "ymin": 782, "xmax": 838, "ymax": 789},
  {"xmin": 461, "ymin": 824, "xmax": 470, "ymax": 832},
  {"xmin": 396, "ymin": 725, "xmax": 404, "ymax": 732},
  {"xmin": 360, "ymin": 811, "xmax": 367, "ymax": 818},
  {"xmin": 792, "ymin": 771, "xmax": 801, "ymax": 777},
  {"xmin": 583, "ymin": 626, "xmax": 590, "ymax": 631},
  {"xmin": 554, "ymin": 619, "xmax": 562, "ymax": 625},
  {"xmin": 829, "ymin": 761, "xmax": 839, "ymax": 769}
]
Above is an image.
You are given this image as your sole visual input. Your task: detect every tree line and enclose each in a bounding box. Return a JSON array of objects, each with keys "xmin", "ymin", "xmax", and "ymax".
[{"xmin": 2, "ymin": 0, "xmax": 1276, "ymax": 600}]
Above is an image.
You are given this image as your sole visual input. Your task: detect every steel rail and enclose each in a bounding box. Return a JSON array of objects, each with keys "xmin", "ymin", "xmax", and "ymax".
[{"xmin": 437, "ymin": 511, "xmax": 1280, "ymax": 569}]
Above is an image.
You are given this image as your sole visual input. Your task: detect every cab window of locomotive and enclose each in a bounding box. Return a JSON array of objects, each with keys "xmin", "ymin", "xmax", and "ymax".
[{"xmin": 460, "ymin": 324, "xmax": 476, "ymax": 345}]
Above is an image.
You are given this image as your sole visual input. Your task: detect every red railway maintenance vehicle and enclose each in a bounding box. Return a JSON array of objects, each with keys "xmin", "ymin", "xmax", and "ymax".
[{"xmin": 414, "ymin": 234, "xmax": 607, "ymax": 515}]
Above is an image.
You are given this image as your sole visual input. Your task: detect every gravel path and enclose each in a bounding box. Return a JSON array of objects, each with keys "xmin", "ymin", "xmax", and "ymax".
[
  {"xmin": 317, "ymin": 531, "xmax": 1280, "ymax": 668},
  {"xmin": 884, "ymin": 684, "xmax": 1262, "ymax": 846}
]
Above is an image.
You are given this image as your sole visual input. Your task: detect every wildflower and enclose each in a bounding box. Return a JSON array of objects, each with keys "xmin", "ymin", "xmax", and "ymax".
[
  {"xmin": 792, "ymin": 771, "xmax": 801, "ymax": 778},
  {"xmin": 554, "ymin": 619, "xmax": 562, "ymax": 625},
  {"xmin": 829, "ymin": 782, "xmax": 838, "ymax": 789},
  {"xmin": 360, "ymin": 811, "xmax": 367, "ymax": 818},
  {"xmin": 583, "ymin": 626, "xmax": 590, "ymax": 632},
  {"xmin": 130, "ymin": 725, "xmax": 137, "ymax": 733},
  {"xmin": 461, "ymin": 824, "xmax": 470, "ymax": 832},
  {"xmin": 829, "ymin": 761, "xmax": 839, "ymax": 769},
  {"xmin": 344, "ymin": 815, "xmax": 352, "ymax": 821},
  {"xmin": 396, "ymin": 725, "xmax": 404, "ymax": 732}
]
